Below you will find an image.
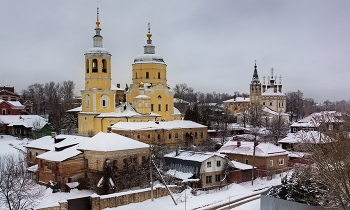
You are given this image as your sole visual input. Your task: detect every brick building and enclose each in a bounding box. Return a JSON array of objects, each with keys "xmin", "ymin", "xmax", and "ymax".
[{"xmin": 111, "ymin": 120, "xmax": 207, "ymax": 148}]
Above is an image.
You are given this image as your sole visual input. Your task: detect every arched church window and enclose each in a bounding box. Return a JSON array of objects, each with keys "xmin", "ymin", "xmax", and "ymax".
[
  {"xmin": 92, "ymin": 59, "xmax": 98, "ymax": 72},
  {"xmin": 102, "ymin": 59, "xmax": 107, "ymax": 73},
  {"xmin": 101, "ymin": 95, "xmax": 110, "ymax": 108},
  {"xmin": 85, "ymin": 95, "xmax": 90, "ymax": 108},
  {"xmin": 158, "ymin": 72, "xmax": 161, "ymax": 79},
  {"xmin": 146, "ymin": 72, "xmax": 149, "ymax": 79},
  {"xmin": 86, "ymin": 59, "xmax": 89, "ymax": 73}
]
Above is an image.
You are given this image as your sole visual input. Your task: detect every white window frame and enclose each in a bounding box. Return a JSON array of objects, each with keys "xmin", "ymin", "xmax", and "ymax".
[
  {"xmin": 269, "ymin": 160, "xmax": 273, "ymax": 167},
  {"xmin": 101, "ymin": 95, "xmax": 110, "ymax": 108},
  {"xmin": 278, "ymin": 158, "xmax": 284, "ymax": 165},
  {"xmin": 85, "ymin": 95, "xmax": 90, "ymax": 108}
]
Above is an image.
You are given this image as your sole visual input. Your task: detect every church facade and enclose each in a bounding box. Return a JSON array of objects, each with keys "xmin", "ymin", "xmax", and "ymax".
[
  {"xmin": 78, "ymin": 11, "xmax": 181, "ymax": 135},
  {"xmin": 250, "ymin": 62, "xmax": 286, "ymax": 113}
]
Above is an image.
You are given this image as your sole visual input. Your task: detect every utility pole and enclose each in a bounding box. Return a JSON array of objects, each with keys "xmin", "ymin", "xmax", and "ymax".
[{"xmin": 150, "ymin": 145, "xmax": 154, "ymax": 201}]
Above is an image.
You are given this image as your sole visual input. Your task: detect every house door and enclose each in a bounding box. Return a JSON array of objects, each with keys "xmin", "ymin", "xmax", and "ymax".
[{"xmin": 68, "ymin": 196, "xmax": 91, "ymax": 210}]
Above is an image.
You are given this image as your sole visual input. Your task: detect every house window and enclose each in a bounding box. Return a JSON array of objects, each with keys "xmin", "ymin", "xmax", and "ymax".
[
  {"xmin": 269, "ymin": 102, "xmax": 272, "ymax": 106},
  {"xmin": 217, "ymin": 161, "xmax": 221, "ymax": 167},
  {"xmin": 175, "ymin": 132, "xmax": 178, "ymax": 139},
  {"xmin": 166, "ymin": 104, "xmax": 168, "ymax": 111},
  {"xmin": 200, "ymin": 131, "xmax": 204, "ymax": 138},
  {"xmin": 137, "ymin": 135, "xmax": 140, "ymax": 139},
  {"xmin": 278, "ymin": 158, "xmax": 284, "ymax": 165},
  {"xmin": 215, "ymin": 174, "xmax": 221, "ymax": 182},
  {"xmin": 158, "ymin": 134, "xmax": 161, "ymax": 140},
  {"xmin": 158, "ymin": 104, "xmax": 161, "ymax": 111},
  {"xmin": 29, "ymin": 151, "xmax": 32, "ymax": 159},
  {"xmin": 124, "ymin": 134, "xmax": 128, "ymax": 137},
  {"xmin": 142, "ymin": 156, "xmax": 146, "ymax": 164},
  {"xmin": 158, "ymin": 72, "xmax": 161, "ymax": 79},
  {"xmin": 292, "ymin": 127, "xmax": 296, "ymax": 133},
  {"xmin": 329, "ymin": 124, "xmax": 333, "ymax": 130},
  {"xmin": 269, "ymin": 160, "xmax": 273, "ymax": 167},
  {"xmin": 151, "ymin": 104, "xmax": 154, "ymax": 112},
  {"xmin": 85, "ymin": 159, "xmax": 88, "ymax": 168},
  {"xmin": 263, "ymin": 102, "xmax": 265, "ymax": 105},
  {"xmin": 146, "ymin": 72, "xmax": 149, "ymax": 79},
  {"xmin": 48, "ymin": 162, "xmax": 52, "ymax": 169},
  {"xmin": 148, "ymin": 134, "xmax": 151, "ymax": 138},
  {"xmin": 194, "ymin": 132, "xmax": 198, "ymax": 138},
  {"xmin": 168, "ymin": 133, "xmax": 172, "ymax": 140},
  {"xmin": 206, "ymin": 176, "xmax": 212, "ymax": 184},
  {"xmin": 101, "ymin": 95, "xmax": 110, "ymax": 108},
  {"xmin": 7, "ymin": 110, "xmax": 10, "ymax": 114},
  {"xmin": 245, "ymin": 159, "xmax": 249, "ymax": 164},
  {"xmin": 207, "ymin": 161, "xmax": 212, "ymax": 168},
  {"xmin": 56, "ymin": 163, "xmax": 59, "ymax": 170}
]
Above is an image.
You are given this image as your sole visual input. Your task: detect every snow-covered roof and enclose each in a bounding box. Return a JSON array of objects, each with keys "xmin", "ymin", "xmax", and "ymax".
[
  {"xmin": 78, "ymin": 132, "xmax": 149, "ymax": 152},
  {"xmin": 0, "ymin": 100, "xmax": 25, "ymax": 108},
  {"xmin": 166, "ymin": 169, "xmax": 193, "ymax": 180},
  {"xmin": 1, "ymin": 115, "xmax": 48, "ymax": 129},
  {"xmin": 262, "ymin": 107, "xmax": 289, "ymax": 116},
  {"xmin": 25, "ymin": 135, "xmax": 89, "ymax": 151},
  {"xmin": 262, "ymin": 88, "xmax": 285, "ymax": 96},
  {"xmin": 135, "ymin": 94, "xmax": 150, "ymax": 99},
  {"xmin": 27, "ymin": 164, "xmax": 38, "ymax": 172},
  {"xmin": 66, "ymin": 182, "xmax": 80, "ymax": 189},
  {"xmin": 36, "ymin": 145, "xmax": 82, "ymax": 162},
  {"xmin": 223, "ymin": 97, "xmax": 250, "ymax": 103},
  {"xmin": 66, "ymin": 106, "xmax": 82, "ymax": 113},
  {"xmin": 291, "ymin": 111, "xmax": 342, "ymax": 128},
  {"xmin": 112, "ymin": 120, "xmax": 206, "ymax": 131},
  {"xmin": 278, "ymin": 131, "xmax": 332, "ymax": 144},
  {"xmin": 218, "ymin": 141, "xmax": 288, "ymax": 157},
  {"xmin": 85, "ymin": 47, "xmax": 110, "ymax": 55},
  {"xmin": 164, "ymin": 150, "xmax": 226, "ymax": 163},
  {"xmin": 134, "ymin": 54, "xmax": 165, "ymax": 64},
  {"xmin": 173, "ymin": 107, "xmax": 181, "ymax": 115},
  {"xmin": 231, "ymin": 160, "xmax": 255, "ymax": 170},
  {"xmin": 173, "ymin": 98, "xmax": 189, "ymax": 104},
  {"xmin": 94, "ymin": 102, "xmax": 161, "ymax": 118}
]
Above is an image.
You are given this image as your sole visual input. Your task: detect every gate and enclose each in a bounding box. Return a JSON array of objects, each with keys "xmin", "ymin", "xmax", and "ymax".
[{"xmin": 68, "ymin": 196, "xmax": 91, "ymax": 210}]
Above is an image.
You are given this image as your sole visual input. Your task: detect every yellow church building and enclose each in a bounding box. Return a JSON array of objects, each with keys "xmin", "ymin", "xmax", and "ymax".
[{"xmin": 78, "ymin": 10, "xmax": 181, "ymax": 135}]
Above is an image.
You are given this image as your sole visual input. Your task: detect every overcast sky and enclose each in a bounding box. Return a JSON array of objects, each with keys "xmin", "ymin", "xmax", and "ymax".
[{"xmin": 1, "ymin": 1, "xmax": 349, "ymax": 102}]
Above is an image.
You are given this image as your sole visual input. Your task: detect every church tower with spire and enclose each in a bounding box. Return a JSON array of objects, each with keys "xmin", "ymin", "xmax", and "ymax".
[
  {"xmin": 79, "ymin": 8, "xmax": 118, "ymax": 134},
  {"xmin": 250, "ymin": 61, "xmax": 262, "ymax": 104},
  {"xmin": 126, "ymin": 24, "xmax": 180, "ymax": 121}
]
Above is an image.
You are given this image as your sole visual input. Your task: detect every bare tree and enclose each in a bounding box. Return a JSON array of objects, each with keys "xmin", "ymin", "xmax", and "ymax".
[
  {"xmin": 0, "ymin": 154, "xmax": 44, "ymax": 209},
  {"xmin": 295, "ymin": 114, "xmax": 350, "ymax": 209},
  {"xmin": 265, "ymin": 112, "xmax": 290, "ymax": 144}
]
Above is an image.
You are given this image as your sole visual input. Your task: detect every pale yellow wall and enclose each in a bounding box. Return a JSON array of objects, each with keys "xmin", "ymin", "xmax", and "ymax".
[
  {"xmin": 132, "ymin": 63, "xmax": 167, "ymax": 86},
  {"xmin": 85, "ymin": 55, "xmax": 111, "ymax": 90}
]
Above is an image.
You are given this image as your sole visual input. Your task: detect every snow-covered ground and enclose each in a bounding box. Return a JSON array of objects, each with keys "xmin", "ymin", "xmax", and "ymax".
[
  {"xmin": 0, "ymin": 135, "xmax": 289, "ymax": 210},
  {"xmin": 105, "ymin": 173, "xmax": 289, "ymax": 210},
  {"xmin": 0, "ymin": 135, "xmax": 29, "ymax": 155}
]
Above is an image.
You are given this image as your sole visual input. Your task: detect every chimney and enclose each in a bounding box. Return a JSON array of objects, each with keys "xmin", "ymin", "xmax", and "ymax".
[
  {"xmin": 117, "ymin": 84, "xmax": 120, "ymax": 88},
  {"xmin": 237, "ymin": 141, "xmax": 241, "ymax": 147},
  {"xmin": 51, "ymin": 132, "xmax": 56, "ymax": 138}
]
